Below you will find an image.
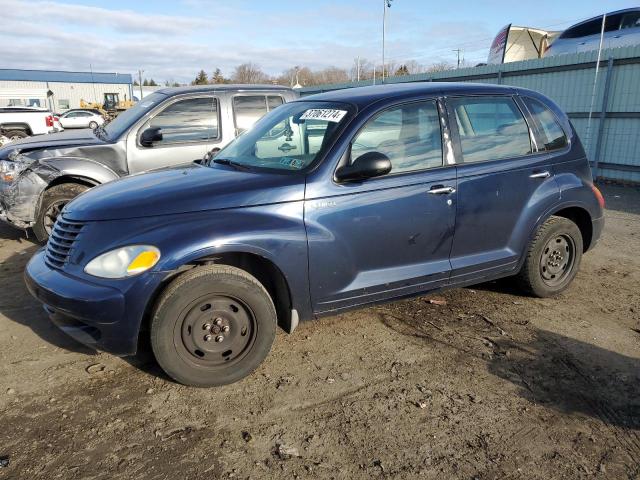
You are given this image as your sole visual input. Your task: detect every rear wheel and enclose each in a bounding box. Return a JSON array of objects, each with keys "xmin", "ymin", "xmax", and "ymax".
[
  {"xmin": 34, "ymin": 183, "xmax": 89, "ymax": 242},
  {"xmin": 151, "ymin": 265, "xmax": 277, "ymax": 387},
  {"xmin": 4, "ymin": 130, "xmax": 28, "ymax": 142},
  {"xmin": 515, "ymin": 216, "xmax": 583, "ymax": 297}
]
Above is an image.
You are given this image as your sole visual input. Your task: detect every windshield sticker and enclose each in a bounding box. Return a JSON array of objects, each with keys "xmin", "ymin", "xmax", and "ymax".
[
  {"xmin": 300, "ymin": 109, "xmax": 347, "ymax": 123},
  {"xmin": 280, "ymin": 157, "xmax": 304, "ymax": 169}
]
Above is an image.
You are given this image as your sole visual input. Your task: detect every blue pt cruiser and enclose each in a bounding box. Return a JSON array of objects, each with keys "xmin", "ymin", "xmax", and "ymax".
[{"xmin": 25, "ymin": 83, "xmax": 605, "ymax": 386}]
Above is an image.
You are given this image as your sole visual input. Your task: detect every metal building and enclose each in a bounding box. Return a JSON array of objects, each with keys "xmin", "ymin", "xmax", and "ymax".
[{"xmin": 0, "ymin": 69, "xmax": 133, "ymax": 112}]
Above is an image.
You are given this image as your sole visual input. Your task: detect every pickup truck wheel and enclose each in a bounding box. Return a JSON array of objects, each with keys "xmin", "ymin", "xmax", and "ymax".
[
  {"xmin": 34, "ymin": 183, "xmax": 89, "ymax": 242},
  {"xmin": 151, "ymin": 265, "xmax": 277, "ymax": 387},
  {"xmin": 516, "ymin": 216, "xmax": 583, "ymax": 297},
  {"xmin": 4, "ymin": 130, "xmax": 28, "ymax": 142}
]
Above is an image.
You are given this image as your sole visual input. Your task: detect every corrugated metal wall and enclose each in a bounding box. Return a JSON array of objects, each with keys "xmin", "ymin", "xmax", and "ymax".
[{"xmin": 300, "ymin": 45, "xmax": 640, "ymax": 183}]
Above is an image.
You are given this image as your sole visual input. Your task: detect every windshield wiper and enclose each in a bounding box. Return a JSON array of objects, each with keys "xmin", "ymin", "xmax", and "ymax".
[{"xmin": 212, "ymin": 158, "xmax": 253, "ymax": 171}]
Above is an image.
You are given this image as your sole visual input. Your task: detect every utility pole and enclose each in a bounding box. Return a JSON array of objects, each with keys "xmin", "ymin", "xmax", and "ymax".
[
  {"xmin": 382, "ymin": 0, "xmax": 393, "ymax": 82},
  {"xmin": 138, "ymin": 69, "xmax": 144, "ymax": 99},
  {"xmin": 453, "ymin": 49, "xmax": 462, "ymax": 69},
  {"xmin": 357, "ymin": 56, "xmax": 361, "ymax": 82}
]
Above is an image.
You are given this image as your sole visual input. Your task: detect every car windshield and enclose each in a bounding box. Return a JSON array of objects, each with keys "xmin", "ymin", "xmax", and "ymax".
[
  {"xmin": 102, "ymin": 92, "xmax": 167, "ymax": 139},
  {"xmin": 212, "ymin": 101, "xmax": 353, "ymax": 172}
]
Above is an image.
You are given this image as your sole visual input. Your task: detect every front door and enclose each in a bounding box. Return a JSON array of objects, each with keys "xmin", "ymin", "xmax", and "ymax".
[
  {"xmin": 305, "ymin": 100, "xmax": 457, "ymax": 314},
  {"xmin": 446, "ymin": 95, "xmax": 560, "ymax": 284},
  {"xmin": 126, "ymin": 95, "xmax": 220, "ymax": 174}
]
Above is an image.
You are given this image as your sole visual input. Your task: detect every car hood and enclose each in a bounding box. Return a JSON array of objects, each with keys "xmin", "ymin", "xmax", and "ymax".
[
  {"xmin": 0, "ymin": 129, "xmax": 105, "ymax": 157},
  {"xmin": 63, "ymin": 164, "xmax": 306, "ymax": 221}
]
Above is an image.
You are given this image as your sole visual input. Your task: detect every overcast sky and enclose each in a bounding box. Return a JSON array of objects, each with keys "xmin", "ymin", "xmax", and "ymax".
[{"xmin": 0, "ymin": 0, "xmax": 633, "ymax": 83}]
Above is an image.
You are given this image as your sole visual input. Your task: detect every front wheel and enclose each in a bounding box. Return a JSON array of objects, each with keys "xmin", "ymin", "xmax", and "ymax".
[
  {"xmin": 34, "ymin": 183, "xmax": 89, "ymax": 242},
  {"xmin": 515, "ymin": 216, "xmax": 583, "ymax": 297},
  {"xmin": 151, "ymin": 265, "xmax": 277, "ymax": 387},
  {"xmin": 88, "ymin": 121, "xmax": 98, "ymax": 130}
]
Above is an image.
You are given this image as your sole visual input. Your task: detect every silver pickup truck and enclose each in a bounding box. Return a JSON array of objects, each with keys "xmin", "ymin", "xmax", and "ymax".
[{"xmin": 0, "ymin": 84, "xmax": 297, "ymax": 241}]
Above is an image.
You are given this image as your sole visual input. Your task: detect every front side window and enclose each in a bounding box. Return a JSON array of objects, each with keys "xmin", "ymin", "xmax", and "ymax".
[
  {"xmin": 351, "ymin": 101, "xmax": 442, "ymax": 174},
  {"xmin": 215, "ymin": 101, "xmax": 353, "ymax": 172},
  {"xmin": 233, "ymin": 95, "xmax": 284, "ymax": 135},
  {"xmin": 142, "ymin": 96, "xmax": 218, "ymax": 145},
  {"xmin": 522, "ymin": 97, "xmax": 568, "ymax": 151},
  {"xmin": 449, "ymin": 96, "xmax": 531, "ymax": 163}
]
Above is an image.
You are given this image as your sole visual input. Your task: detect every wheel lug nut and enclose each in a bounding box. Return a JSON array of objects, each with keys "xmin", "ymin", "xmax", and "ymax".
[
  {"xmin": 215, "ymin": 335, "xmax": 224, "ymax": 343},
  {"xmin": 204, "ymin": 334, "xmax": 212, "ymax": 342},
  {"xmin": 203, "ymin": 323, "xmax": 211, "ymax": 331},
  {"xmin": 215, "ymin": 318, "xmax": 223, "ymax": 326},
  {"xmin": 222, "ymin": 325, "xmax": 230, "ymax": 332}
]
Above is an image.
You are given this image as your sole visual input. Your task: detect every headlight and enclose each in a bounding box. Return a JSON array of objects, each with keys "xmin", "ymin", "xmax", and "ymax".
[
  {"xmin": 84, "ymin": 245, "xmax": 161, "ymax": 279},
  {"xmin": 0, "ymin": 159, "xmax": 22, "ymax": 183}
]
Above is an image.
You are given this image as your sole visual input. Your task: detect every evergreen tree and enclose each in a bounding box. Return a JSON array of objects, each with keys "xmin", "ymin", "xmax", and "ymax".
[{"xmin": 192, "ymin": 70, "xmax": 209, "ymax": 85}]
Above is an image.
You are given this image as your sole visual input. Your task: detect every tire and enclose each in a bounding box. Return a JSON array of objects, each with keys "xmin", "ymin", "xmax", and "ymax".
[
  {"xmin": 4, "ymin": 130, "xmax": 28, "ymax": 142},
  {"xmin": 88, "ymin": 121, "xmax": 98, "ymax": 130},
  {"xmin": 515, "ymin": 216, "xmax": 583, "ymax": 297},
  {"xmin": 151, "ymin": 265, "xmax": 277, "ymax": 387},
  {"xmin": 34, "ymin": 183, "xmax": 89, "ymax": 242}
]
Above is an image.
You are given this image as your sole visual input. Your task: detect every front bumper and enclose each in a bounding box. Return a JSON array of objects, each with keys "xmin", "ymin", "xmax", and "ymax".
[
  {"xmin": 0, "ymin": 172, "xmax": 46, "ymax": 229},
  {"xmin": 24, "ymin": 249, "xmax": 166, "ymax": 355}
]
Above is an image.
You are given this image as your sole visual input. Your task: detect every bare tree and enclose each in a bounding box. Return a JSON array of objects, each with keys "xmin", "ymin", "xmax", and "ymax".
[
  {"xmin": 232, "ymin": 63, "xmax": 269, "ymax": 84},
  {"xmin": 314, "ymin": 66, "xmax": 349, "ymax": 85},
  {"xmin": 425, "ymin": 61, "xmax": 454, "ymax": 73}
]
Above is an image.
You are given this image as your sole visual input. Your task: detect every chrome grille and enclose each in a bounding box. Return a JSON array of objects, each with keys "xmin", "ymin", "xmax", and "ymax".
[{"xmin": 44, "ymin": 217, "xmax": 84, "ymax": 269}]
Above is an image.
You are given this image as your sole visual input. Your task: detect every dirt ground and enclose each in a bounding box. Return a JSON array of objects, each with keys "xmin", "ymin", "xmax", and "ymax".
[{"xmin": 0, "ymin": 184, "xmax": 639, "ymax": 480}]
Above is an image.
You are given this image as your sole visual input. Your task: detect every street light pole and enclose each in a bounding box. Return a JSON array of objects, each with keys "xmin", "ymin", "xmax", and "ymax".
[
  {"xmin": 138, "ymin": 69, "xmax": 144, "ymax": 99},
  {"xmin": 382, "ymin": 0, "xmax": 393, "ymax": 82}
]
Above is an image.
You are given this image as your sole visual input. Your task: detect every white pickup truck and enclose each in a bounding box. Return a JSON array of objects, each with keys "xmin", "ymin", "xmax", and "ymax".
[{"xmin": 0, "ymin": 107, "xmax": 61, "ymax": 146}]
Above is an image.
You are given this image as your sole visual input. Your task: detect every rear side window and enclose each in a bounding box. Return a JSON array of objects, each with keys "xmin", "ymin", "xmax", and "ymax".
[
  {"xmin": 449, "ymin": 96, "xmax": 531, "ymax": 163},
  {"xmin": 522, "ymin": 97, "xmax": 568, "ymax": 151},
  {"xmin": 351, "ymin": 101, "xmax": 443, "ymax": 174},
  {"xmin": 233, "ymin": 95, "xmax": 284, "ymax": 135}
]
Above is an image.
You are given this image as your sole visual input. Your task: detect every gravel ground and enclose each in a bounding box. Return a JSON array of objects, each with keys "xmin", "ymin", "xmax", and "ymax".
[{"xmin": 0, "ymin": 184, "xmax": 638, "ymax": 480}]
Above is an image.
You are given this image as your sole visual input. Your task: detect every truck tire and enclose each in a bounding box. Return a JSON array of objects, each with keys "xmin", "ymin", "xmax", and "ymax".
[
  {"xmin": 515, "ymin": 216, "xmax": 583, "ymax": 297},
  {"xmin": 34, "ymin": 183, "xmax": 89, "ymax": 242},
  {"xmin": 4, "ymin": 130, "xmax": 28, "ymax": 142},
  {"xmin": 151, "ymin": 265, "xmax": 277, "ymax": 387}
]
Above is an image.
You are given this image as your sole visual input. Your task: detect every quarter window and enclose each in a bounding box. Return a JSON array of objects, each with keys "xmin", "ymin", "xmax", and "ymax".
[
  {"xmin": 450, "ymin": 96, "xmax": 531, "ymax": 163},
  {"xmin": 522, "ymin": 97, "xmax": 568, "ymax": 151},
  {"xmin": 233, "ymin": 95, "xmax": 284, "ymax": 135},
  {"xmin": 351, "ymin": 101, "xmax": 443, "ymax": 174},
  {"xmin": 143, "ymin": 96, "xmax": 218, "ymax": 145}
]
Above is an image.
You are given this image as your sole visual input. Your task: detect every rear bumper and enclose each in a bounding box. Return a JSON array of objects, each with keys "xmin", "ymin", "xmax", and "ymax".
[
  {"xmin": 589, "ymin": 215, "xmax": 605, "ymax": 251},
  {"xmin": 24, "ymin": 249, "xmax": 165, "ymax": 355}
]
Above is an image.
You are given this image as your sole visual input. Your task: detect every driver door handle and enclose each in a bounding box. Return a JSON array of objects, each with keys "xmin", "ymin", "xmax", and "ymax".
[
  {"xmin": 530, "ymin": 171, "xmax": 551, "ymax": 179},
  {"xmin": 428, "ymin": 185, "xmax": 456, "ymax": 195}
]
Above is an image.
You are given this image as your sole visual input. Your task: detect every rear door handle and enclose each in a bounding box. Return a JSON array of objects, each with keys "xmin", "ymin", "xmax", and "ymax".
[
  {"xmin": 530, "ymin": 171, "xmax": 551, "ymax": 179},
  {"xmin": 428, "ymin": 185, "xmax": 456, "ymax": 195}
]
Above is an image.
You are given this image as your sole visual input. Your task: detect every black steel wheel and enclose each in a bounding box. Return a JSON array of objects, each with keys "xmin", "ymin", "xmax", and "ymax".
[
  {"xmin": 151, "ymin": 265, "xmax": 277, "ymax": 387},
  {"xmin": 515, "ymin": 216, "xmax": 583, "ymax": 297}
]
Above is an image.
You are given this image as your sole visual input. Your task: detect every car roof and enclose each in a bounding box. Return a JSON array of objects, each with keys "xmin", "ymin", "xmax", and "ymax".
[
  {"xmin": 156, "ymin": 84, "xmax": 294, "ymax": 96},
  {"xmin": 299, "ymin": 82, "xmax": 521, "ymax": 109},
  {"xmin": 565, "ymin": 7, "xmax": 640, "ymax": 31}
]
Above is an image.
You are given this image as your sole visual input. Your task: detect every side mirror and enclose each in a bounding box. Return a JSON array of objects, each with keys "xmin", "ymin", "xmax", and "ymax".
[
  {"xmin": 335, "ymin": 151, "xmax": 392, "ymax": 182},
  {"xmin": 140, "ymin": 127, "xmax": 163, "ymax": 147}
]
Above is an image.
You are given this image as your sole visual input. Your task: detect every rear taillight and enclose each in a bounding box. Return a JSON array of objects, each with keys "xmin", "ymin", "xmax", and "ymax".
[
  {"xmin": 45, "ymin": 115, "xmax": 54, "ymax": 127},
  {"xmin": 591, "ymin": 184, "xmax": 605, "ymax": 209}
]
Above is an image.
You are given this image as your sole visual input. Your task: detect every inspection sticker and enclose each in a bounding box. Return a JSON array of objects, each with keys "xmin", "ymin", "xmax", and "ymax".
[{"xmin": 300, "ymin": 109, "xmax": 347, "ymax": 123}]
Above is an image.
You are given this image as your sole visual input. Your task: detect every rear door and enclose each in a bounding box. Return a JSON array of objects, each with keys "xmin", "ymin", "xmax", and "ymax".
[
  {"xmin": 446, "ymin": 95, "xmax": 559, "ymax": 285},
  {"xmin": 305, "ymin": 99, "xmax": 457, "ymax": 314}
]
